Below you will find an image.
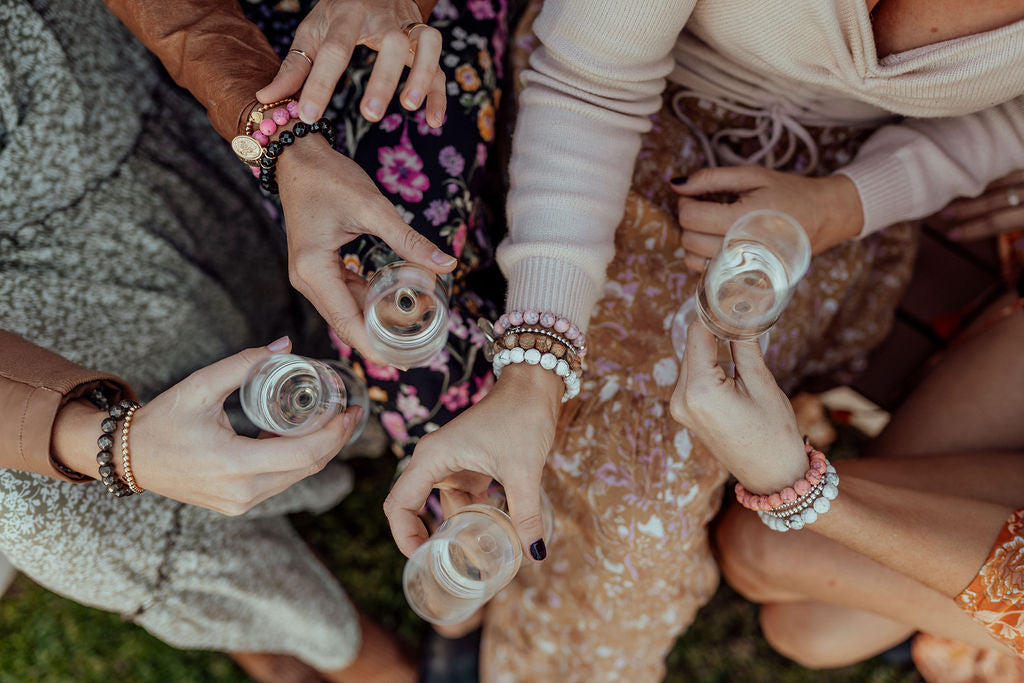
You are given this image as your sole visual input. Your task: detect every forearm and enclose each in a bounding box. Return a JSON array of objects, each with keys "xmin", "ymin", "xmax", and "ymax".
[
  {"xmin": 809, "ymin": 474, "xmax": 1013, "ymax": 597},
  {"xmin": 836, "ymin": 96, "xmax": 1024, "ymax": 237},
  {"xmin": 104, "ymin": 0, "xmax": 281, "ymax": 142},
  {"xmin": 499, "ymin": 0, "xmax": 695, "ymax": 330}
]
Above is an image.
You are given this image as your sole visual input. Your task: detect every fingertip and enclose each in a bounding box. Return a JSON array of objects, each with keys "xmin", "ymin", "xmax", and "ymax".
[{"xmin": 430, "ymin": 249, "xmax": 457, "ymax": 270}]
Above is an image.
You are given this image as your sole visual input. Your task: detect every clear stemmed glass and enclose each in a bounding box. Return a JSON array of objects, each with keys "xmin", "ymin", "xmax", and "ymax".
[
  {"xmin": 362, "ymin": 240, "xmax": 450, "ymax": 370},
  {"xmin": 402, "ymin": 489, "xmax": 555, "ymax": 626},
  {"xmin": 240, "ymin": 353, "xmax": 370, "ymax": 442},
  {"xmin": 671, "ymin": 210, "xmax": 811, "ymax": 365}
]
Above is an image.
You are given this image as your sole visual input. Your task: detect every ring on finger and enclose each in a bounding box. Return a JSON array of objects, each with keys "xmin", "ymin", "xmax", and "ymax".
[
  {"xmin": 1007, "ymin": 188, "xmax": 1021, "ymax": 207},
  {"xmin": 402, "ymin": 21, "xmax": 430, "ymax": 38},
  {"xmin": 288, "ymin": 48, "xmax": 314, "ymax": 66}
]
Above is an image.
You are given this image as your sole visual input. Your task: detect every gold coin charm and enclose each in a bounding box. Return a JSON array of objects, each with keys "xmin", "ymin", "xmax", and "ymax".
[{"xmin": 231, "ymin": 135, "xmax": 265, "ymax": 166}]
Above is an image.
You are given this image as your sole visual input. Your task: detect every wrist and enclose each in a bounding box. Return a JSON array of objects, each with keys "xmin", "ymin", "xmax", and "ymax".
[
  {"xmin": 52, "ymin": 399, "xmax": 105, "ymax": 480},
  {"xmin": 826, "ymin": 174, "xmax": 865, "ymax": 242},
  {"xmin": 730, "ymin": 429, "xmax": 809, "ymax": 494},
  {"xmin": 495, "ymin": 363, "xmax": 564, "ymax": 416}
]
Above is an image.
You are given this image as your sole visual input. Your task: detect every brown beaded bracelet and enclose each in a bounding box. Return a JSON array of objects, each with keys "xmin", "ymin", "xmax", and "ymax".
[
  {"xmin": 494, "ymin": 327, "xmax": 583, "ymax": 376},
  {"xmin": 96, "ymin": 399, "xmax": 139, "ymax": 498}
]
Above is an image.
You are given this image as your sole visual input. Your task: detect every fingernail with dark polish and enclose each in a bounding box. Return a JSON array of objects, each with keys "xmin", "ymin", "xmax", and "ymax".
[
  {"xmin": 669, "ymin": 175, "xmax": 689, "ymax": 186},
  {"xmin": 529, "ymin": 539, "xmax": 547, "ymax": 561}
]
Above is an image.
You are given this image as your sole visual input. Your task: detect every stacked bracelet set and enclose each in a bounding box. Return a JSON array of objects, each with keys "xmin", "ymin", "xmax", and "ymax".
[
  {"xmin": 230, "ymin": 98, "xmax": 336, "ymax": 194},
  {"xmin": 482, "ymin": 310, "xmax": 586, "ymax": 402},
  {"xmin": 735, "ymin": 444, "xmax": 839, "ymax": 532},
  {"xmin": 94, "ymin": 398, "xmax": 144, "ymax": 497}
]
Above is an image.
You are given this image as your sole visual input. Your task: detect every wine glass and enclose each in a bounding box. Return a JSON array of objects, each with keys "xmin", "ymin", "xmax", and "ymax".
[
  {"xmin": 671, "ymin": 210, "xmax": 810, "ymax": 367},
  {"xmin": 362, "ymin": 240, "xmax": 450, "ymax": 370},
  {"xmin": 240, "ymin": 353, "xmax": 370, "ymax": 442},
  {"xmin": 402, "ymin": 504, "xmax": 522, "ymax": 625}
]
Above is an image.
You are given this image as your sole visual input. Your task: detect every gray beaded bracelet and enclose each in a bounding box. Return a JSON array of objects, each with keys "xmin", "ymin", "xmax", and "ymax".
[{"xmin": 96, "ymin": 399, "xmax": 138, "ymax": 498}]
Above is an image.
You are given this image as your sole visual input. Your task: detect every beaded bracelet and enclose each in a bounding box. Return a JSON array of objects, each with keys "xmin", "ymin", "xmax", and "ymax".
[
  {"xmin": 492, "ymin": 346, "xmax": 581, "ymax": 402},
  {"xmin": 494, "ymin": 310, "xmax": 586, "ymax": 358},
  {"xmin": 493, "ymin": 327, "xmax": 583, "ymax": 376},
  {"xmin": 96, "ymin": 399, "xmax": 139, "ymax": 497},
  {"xmin": 120, "ymin": 404, "xmax": 144, "ymax": 495},
  {"xmin": 257, "ymin": 117, "xmax": 337, "ymax": 194},
  {"xmin": 734, "ymin": 445, "xmax": 840, "ymax": 532},
  {"xmin": 230, "ymin": 98, "xmax": 298, "ymax": 167}
]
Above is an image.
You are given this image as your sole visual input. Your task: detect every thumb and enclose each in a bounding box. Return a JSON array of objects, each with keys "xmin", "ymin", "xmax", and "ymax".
[
  {"xmin": 256, "ymin": 51, "xmax": 313, "ymax": 104},
  {"xmin": 190, "ymin": 336, "xmax": 293, "ymax": 404},
  {"xmin": 371, "ymin": 208, "xmax": 457, "ymax": 274},
  {"xmin": 672, "ymin": 166, "xmax": 766, "ymax": 196},
  {"xmin": 503, "ymin": 472, "xmax": 547, "ymax": 563}
]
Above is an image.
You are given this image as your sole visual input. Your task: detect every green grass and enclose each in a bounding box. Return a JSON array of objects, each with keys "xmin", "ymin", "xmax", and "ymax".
[{"xmin": 0, "ymin": 453, "xmax": 920, "ymax": 682}]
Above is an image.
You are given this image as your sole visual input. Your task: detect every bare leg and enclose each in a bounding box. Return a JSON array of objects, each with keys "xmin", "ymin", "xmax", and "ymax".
[
  {"xmin": 871, "ymin": 297, "xmax": 1024, "ymax": 458},
  {"xmin": 716, "ymin": 306, "xmax": 1024, "ymax": 667}
]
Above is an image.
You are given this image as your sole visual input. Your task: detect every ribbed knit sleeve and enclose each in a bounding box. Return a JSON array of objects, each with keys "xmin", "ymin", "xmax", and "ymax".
[
  {"xmin": 497, "ymin": 0, "xmax": 695, "ymax": 331},
  {"xmin": 838, "ymin": 97, "xmax": 1024, "ymax": 237}
]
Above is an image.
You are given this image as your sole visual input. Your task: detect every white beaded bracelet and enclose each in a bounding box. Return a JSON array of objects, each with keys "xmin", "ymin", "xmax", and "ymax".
[
  {"xmin": 757, "ymin": 464, "xmax": 839, "ymax": 532},
  {"xmin": 492, "ymin": 347, "xmax": 581, "ymax": 403}
]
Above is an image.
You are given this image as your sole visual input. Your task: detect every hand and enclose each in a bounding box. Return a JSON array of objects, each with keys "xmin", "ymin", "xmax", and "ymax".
[
  {"xmin": 383, "ymin": 364, "xmax": 563, "ymax": 561},
  {"xmin": 932, "ymin": 170, "xmax": 1024, "ymax": 241},
  {"xmin": 256, "ymin": 0, "xmax": 446, "ymax": 127},
  {"xmin": 669, "ymin": 321, "xmax": 806, "ymax": 493},
  {"xmin": 670, "ymin": 167, "xmax": 863, "ymax": 271},
  {"xmin": 56, "ymin": 337, "xmax": 363, "ymax": 515},
  {"xmin": 276, "ymin": 135, "xmax": 456, "ymax": 358}
]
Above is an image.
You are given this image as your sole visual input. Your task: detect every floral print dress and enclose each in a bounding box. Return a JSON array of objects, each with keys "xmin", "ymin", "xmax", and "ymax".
[{"xmin": 241, "ymin": 0, "xmax": 509, "ymax": 458}]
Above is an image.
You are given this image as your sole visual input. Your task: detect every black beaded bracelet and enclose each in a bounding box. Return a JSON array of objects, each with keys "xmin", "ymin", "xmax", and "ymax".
[
  {"xmin": 95, "ymin": 399, "xmax": 139, "ymax": 498},
  {"xmin": 258, "ymin": 117, "xmax": 337, "ymax": 194}
]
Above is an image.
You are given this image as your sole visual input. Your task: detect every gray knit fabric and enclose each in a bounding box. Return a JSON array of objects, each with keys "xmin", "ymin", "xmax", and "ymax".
[{"xmin": 0, "ymin": 1, "xmax": 359, "ymax": 669}]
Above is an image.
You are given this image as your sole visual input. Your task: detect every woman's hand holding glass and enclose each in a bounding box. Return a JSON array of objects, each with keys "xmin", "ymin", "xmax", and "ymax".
[
  {"xmin": 53, "ymin": 338, "xmax": 363, "ymax": 516},
  {"xmin": 670, "ymin": 167, "xmax": 864, "ymax": 272},
  {"xmin": 383, "ymin": 364, "xmax": 563, "ymax": 562},
  {"xmin": 275, "ymin": 133, "xmax": 456, "ymax": 360},
  {"xmin": 256, "ymin": 0, "xmax": 446, "ymax": 127},
  {"xmin": 669, "ymin": 320, "xmax": 807, "ymax": 493}
]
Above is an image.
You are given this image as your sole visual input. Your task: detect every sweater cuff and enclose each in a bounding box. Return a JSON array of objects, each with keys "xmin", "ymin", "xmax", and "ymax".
[
  {"xmin": 834, "ymin": 149, "xmax": 916, "ymax": 239},
  {"xmin": 502, "ymin": 255, "xmax": 603, "ymax": 333}
]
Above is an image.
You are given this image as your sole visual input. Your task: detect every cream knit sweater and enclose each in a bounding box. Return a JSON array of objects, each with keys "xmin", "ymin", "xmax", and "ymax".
[{"xmin": 498, "ymin": 0, "xmax": 1024, "ymax": 331}]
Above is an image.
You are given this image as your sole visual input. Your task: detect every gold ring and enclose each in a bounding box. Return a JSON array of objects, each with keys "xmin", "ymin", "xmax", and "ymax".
[
  {"xmin": 288, "ymin": 48, "xmax": 314, "ymax": 66},
  {"xmin": 402, "ymin": 21, "xmax": 430, "ymax": 38}
]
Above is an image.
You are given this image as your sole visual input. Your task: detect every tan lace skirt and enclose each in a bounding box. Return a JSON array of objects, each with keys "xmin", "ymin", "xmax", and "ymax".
[{"xmin": 481, "ymin": 5, "xmax": 918, "ymax": 681}]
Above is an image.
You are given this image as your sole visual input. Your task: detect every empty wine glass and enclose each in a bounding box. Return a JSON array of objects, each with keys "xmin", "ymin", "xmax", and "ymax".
[
  {"xmin": 671, "ymin": 210, "xmax": 809, "ymax": 367},
  {"xmin": 240, "ymin": 353, "xmax": 369, "ymax": 442},
  {"xmin": 403, "ymin": 504, "xmax": 522, "ymax": 625},
  {"xmin": 362, "ymin": 240, "xmax": 450, "ymax": 370}
]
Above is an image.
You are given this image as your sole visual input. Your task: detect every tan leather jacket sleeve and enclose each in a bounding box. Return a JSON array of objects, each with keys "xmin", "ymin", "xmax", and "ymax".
[
  {"xmin": 0, "ymin": 331, "xmax": 137, "ymax": 483},
  {"xmin": 103, "ymin": 0, "xmax": 440, "ymax": 143}
]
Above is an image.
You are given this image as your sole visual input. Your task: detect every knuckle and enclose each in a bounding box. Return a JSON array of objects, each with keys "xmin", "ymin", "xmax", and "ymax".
[
  {"xmin": 380, "ymin": 30, "xmax": 409, "ymax": 52},
  {"xmin": 516, "ymin": 510, "xmax": 544, "ymax": 533},
  {"xmin": 317, "ymin": 40, "xmax": 351, "ymax": 64}
]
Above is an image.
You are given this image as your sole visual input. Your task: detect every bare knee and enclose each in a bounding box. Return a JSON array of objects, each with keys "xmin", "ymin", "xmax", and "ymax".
[
  {"xmin": 714, "ymin": 505, "xmax": 800, "ymax": 604},
  {"xmin": 759, "ymin": 604, "xmax": 840, "ymax": 669}
]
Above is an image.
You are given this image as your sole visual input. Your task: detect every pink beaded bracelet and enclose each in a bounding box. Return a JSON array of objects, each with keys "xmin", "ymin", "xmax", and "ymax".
[
  {"xmin": 230, "ymin": 98, "xmax": 300, "ymax": 173},
  {"xmin": 734, "ymin": 444, "xmax": 828, "ymax": 512},
  {"xmin": 493, "ymin": 310, "xmax": 586, "ymax": 357}
]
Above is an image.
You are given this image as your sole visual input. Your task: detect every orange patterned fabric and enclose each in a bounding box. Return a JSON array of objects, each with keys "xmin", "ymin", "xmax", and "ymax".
[{"xmin": 955, "ymin": 508, "xmax": 1024, "ymax": 656}]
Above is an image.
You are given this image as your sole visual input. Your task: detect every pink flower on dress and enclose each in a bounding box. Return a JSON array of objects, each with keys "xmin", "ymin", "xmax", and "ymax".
[
  {"xmin": 428, "ymin": 348, "xmax": 451, "ymax": 373},
  {"xmin": 364, "ymin": 359, "xmax": 400, "ymax": 381},
  {"xmin": 415, "ymin": 109, "xmax": 444, "ymax": 136},
  {"xmin": 475, "ymin": 142, "xmax": 488, "ymax": 167},
  {"xmin": 440, "ymin": 383, "xmax": 471, "ymax": 411},
  {"xmin": 396, "ymin": 386, "xmax": 429, "ymax": 421},
  {"xmin": 470, "ymin": 374, "xmax": 494, "ymax": 404},
  {"xmin": 328, "ymin": 328, "xmax": 353, "ymax": 359},
  {"xmin": 438, "ymin": 145, "xmax": 465, "ymax": 177},
  {"xmin": 380, "ymin": 411, "xmax": 409, "ymax": 442},
  {"xmin": 380, "ymin": 113, "xmax": 403, "ymax": 132},
  {"xmin": 452, "ymin": 221, "xmax": 468, "ymax": 257},
  {"xmin": 377, "ymin": 144, "xmax": 430, "ymax": 202},
  {"xmin": 424, "ymin": 199, "xmax": 452, "ymax": 226},
  {"xmin": 467, "ymin": 0, "xmax": 495, "ymax": 20},
  {"xmin": 448, "ymin": 309, "xmax": 469, "ymax": 340}
]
